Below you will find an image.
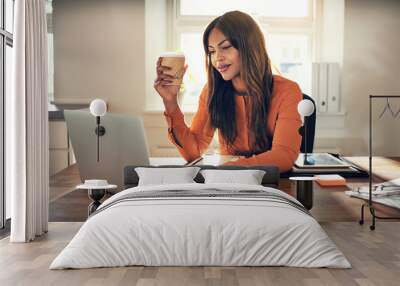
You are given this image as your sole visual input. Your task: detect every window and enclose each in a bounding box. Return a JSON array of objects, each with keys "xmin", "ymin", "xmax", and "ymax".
[
  {"xmin": 180, "ymin": 0, "xmax": 310, "ymax": 17},
  {"xmin": 46, "ymin": 0, "xmax": 54, "ymax": 101},
  {"xmin": 170, "ymin": 0, "xmax": 315, "ymax": 111},
  {"xmin": 1, "ymin": 0, "xmax": 14, "ymax": 229}
]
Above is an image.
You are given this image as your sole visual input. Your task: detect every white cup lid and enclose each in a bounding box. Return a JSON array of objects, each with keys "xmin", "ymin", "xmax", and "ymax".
[
  {"xmin": 76, "ymin": 179, "xmax": 117, "ymax": 189},
  {"xmin": 289, "ymin": 176, "xmax": 316, "ymax": 181},
  {"xmin": 85, "ymin": 179, "xmax": 109, "ymax": 187}
]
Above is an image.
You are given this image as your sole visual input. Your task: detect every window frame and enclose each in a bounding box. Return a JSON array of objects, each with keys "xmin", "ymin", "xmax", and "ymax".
[
  {"xmin": 46, "ymin": 0, "xmax": 53, "ymax": 101},
  {"xmin": 1, "ymin": 0, "xmax": 14, "ymax": 230},
  {"xmin": 168, "ymin": 0, "xmax": 318, "ymax": 111}
]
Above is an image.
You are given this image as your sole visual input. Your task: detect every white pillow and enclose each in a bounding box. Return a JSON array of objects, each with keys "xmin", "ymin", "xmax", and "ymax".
[
  {"xmin": 200, "ymin": 169, "xmax": 266, "ymax": 185},
  {"xmin": 135, "ymin": 167, "xmax": 201, "ymax": 186}
]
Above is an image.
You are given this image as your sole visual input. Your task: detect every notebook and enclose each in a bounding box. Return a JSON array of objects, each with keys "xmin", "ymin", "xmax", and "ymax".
[{"xmin": 315, "ymin": 174, "xmax": 347, "ymax": 187}]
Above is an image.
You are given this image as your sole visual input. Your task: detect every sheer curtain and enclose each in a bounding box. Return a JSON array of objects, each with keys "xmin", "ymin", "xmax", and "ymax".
[{"xmin": 10, "ymin": 0, "xmax": 49, "ymax": 242}]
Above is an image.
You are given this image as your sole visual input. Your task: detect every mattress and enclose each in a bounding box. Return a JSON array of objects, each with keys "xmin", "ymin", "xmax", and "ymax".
[{"xmin": 50, "ymin": 183, "xmax": 350, "ymax": 269}]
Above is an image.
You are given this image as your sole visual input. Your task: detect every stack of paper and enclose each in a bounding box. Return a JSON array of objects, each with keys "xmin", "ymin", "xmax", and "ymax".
[{"xmin": 350, "ymin": 178, "xmax": 400, "ymax": 197}]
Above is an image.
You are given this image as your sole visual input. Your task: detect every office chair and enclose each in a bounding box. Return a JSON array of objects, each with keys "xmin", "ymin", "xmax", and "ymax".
[{"xmin": 299, "ymin": 94, "xmax": 316, "ymax": 153}]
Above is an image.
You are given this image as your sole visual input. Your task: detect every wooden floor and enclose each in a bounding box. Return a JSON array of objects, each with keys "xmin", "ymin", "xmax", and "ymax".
[{"xmin": 1, "ymin": 222, "xmax": 400, "ymax": 286}]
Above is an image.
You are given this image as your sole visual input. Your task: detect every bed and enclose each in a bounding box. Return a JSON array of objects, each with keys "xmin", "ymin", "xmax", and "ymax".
[{"xmin": 50, "ymin": 165, "xmax": 350, "ymax": 269}]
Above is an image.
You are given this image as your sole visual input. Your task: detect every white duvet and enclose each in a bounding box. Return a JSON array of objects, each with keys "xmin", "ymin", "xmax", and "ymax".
[{"xmin": 50, "ymin": 183, "xmax": 351, "ymax": 269}]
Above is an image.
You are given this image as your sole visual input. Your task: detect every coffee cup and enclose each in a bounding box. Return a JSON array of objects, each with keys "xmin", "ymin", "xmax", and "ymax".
[{"xmin": 160, "ymin": 52, "xmax": 185, "ymax": 85}]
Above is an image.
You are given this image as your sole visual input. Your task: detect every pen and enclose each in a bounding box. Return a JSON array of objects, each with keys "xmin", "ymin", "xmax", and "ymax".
[{"xmin": 185, "ymin": 156, "xmax": 203, "ymax": 166}]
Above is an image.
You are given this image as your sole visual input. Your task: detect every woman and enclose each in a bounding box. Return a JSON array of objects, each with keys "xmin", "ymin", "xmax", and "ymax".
[{"xmin": 154, "ymin": 11, "xmax": 302, "ymax": 172}]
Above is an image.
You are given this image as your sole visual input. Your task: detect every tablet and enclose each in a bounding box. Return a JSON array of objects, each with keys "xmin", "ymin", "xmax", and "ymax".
[{"xmin": 295, "ymin": 153, "xmax": 351, "ymax": 168}]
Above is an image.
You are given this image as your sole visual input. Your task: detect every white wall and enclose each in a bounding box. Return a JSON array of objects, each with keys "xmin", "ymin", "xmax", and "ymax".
[
  {"xmin": 53, "ymin": 0, "xmax": 179, "ymax": 157},
  {"xmin": 318, "ymin": 0, "xmax": 344, "ymax": 64},
  {"xmin": 53, "ymin": 0, "xmax": 146, "ymax": 115},
  {"xmin": 145, "ymin": 0, "xmax": 168, "ymax": 111},
  {"xmin": 341, "ymin": 0, "xmax": 400, "ymax": 155}
]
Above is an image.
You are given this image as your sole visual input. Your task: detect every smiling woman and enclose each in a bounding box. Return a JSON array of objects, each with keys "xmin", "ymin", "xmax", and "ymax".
[
  {"xmin": 203, "ymin": 13, "xmax": 274, "ymax": 152},
  {"xmin": 206, "ymin": 29, "xmax": 241, "ymax": 82},
  {"xmin": 154, "ymin": 11, "xmax": 302, "ymax": 172}
]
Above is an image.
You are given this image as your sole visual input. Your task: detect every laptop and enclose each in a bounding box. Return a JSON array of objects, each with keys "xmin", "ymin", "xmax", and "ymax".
[{"xmin": 64, "ymin": 110, "xmax": 150, "ymax": 188}]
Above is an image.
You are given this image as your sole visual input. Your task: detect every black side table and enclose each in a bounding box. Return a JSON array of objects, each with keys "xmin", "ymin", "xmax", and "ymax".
[
  {"xmin": 87, "ymin": 189, "xmax": 106, "ymax": 216},
  {"xmin": 295, "ymin": 180, "xmax": 314, "ymax": 210},
  {"xmin": 289, "ymin": 177, "xmax": 314, "ymax": 210},
  {"xmin": 77, "ymin": 181, "xmax": 117, "ymax": 216}
]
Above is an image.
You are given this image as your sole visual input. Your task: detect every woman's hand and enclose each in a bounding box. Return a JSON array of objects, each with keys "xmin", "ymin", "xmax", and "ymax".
[{"xmin": 154, "ymin": 57, "xmax": 187, "ymax": 113}]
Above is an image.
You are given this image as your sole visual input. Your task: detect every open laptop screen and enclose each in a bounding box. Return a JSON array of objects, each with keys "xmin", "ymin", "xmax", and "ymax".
[{"xmin": 64, "ymin": 110, "xmax": 150, "ymax": 188}]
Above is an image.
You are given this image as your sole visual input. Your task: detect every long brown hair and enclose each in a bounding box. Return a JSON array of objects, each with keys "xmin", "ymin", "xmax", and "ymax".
[{"xmin": 203, "ymin": 11, "xmax": 274, "ymax": 155}]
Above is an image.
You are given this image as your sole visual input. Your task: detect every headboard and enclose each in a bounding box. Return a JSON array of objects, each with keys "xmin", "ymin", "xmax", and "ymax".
[{"xmin": 123, "ymin": 165, "xmax": 280, "ymax": 189}]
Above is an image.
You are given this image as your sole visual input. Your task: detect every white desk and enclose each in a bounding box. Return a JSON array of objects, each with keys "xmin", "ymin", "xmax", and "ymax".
[{"xmin": 150, "ymin": 155, "xmax": 242, "ymax": 166}]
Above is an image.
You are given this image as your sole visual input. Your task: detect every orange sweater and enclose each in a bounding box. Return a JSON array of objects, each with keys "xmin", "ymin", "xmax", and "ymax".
[{"xmin": 164, "ymin": 75, "xmax": 303, "ymax": 172}]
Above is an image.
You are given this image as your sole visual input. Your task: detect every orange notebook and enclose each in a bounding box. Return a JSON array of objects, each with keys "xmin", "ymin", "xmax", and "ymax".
[{"xmin": 315, "ymin": 174, "xmax": 347, "ymax": 187}]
